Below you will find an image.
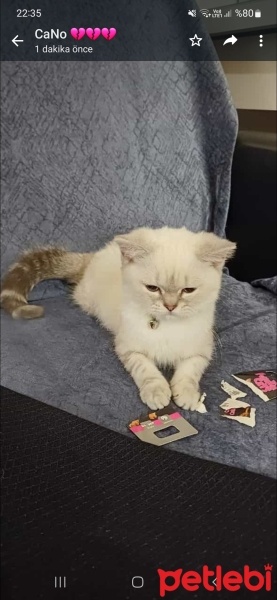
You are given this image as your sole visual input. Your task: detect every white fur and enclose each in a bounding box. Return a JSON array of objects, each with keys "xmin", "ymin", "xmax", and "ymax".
[{"xmin": 73, "ymin": 226, "xmax": 235, "ymax": 410}]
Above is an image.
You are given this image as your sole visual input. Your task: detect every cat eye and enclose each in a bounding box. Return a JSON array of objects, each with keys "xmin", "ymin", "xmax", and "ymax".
[
  {"xmin": 145, "ymin": 285, "xmax": 160, "ymax": 292},
  {"xmin": 182, "ymin": 287, "xmax": 196, "ymax": 294}
]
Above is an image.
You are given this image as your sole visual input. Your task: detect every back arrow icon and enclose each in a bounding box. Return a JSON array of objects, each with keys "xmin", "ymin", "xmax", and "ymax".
[
  {"xmin": 223, "ymin": 35, "xmax": 237, "ymax": 46},
  {"xmin": 12, "ymin": 35, "xmax": 24, "ymax": 47}
]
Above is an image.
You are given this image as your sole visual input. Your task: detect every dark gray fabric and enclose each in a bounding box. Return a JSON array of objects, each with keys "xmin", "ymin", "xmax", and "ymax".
[
  {"xmin": 252, "ymin": 276, "xmax": 277, "ymax": 295},
  {"xmin": 2, "ymin": 61, "xmax": 276, "ymax": 479}
]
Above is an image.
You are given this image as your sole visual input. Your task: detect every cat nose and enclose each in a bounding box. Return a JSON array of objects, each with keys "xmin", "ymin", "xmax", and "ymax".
[{"xmin": 164, "ymin": 303, "xmax": 177, "ymax": 312}]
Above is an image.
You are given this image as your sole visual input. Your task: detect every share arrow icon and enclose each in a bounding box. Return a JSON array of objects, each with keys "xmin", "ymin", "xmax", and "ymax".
[{"xmin": 223, "ymin": 35, "xmax": 237, "ymax": 46}]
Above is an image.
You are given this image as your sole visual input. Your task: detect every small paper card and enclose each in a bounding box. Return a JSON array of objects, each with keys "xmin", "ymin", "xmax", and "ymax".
[{"xmin": 128, "ymin": 405, "xmax": 198, "ymax": 446}]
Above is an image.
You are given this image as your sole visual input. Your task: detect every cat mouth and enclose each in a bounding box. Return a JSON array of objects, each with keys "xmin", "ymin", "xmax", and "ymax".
[{"xmin": 162, "ymin": 310, "xmax": 179, "ymax": 319}]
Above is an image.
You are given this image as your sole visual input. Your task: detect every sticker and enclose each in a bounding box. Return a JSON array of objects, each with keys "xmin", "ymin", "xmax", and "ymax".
[
  {"xmin": 128, "ymin": 404, "xmax": 198, "ymax": 446},
  {"xmin": 232, "ymin": 370, "xmax": 277, "ymax": 402},
  {"xmin": 220, "ymin": 398, "xmax": 256, "ymax": 428},
  {"xmin": 221, "ymin": 380, "xmax": 247, "ymax": 399}
]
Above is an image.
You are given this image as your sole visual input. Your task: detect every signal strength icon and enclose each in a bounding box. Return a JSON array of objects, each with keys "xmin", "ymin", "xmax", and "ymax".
[
  {"xmin": 200, "ymin": 9, "xmax": 211, "ymax": 18},
  {"xmin": 224, "ymin": 9, "xmax": 232, "ymax": 17}
]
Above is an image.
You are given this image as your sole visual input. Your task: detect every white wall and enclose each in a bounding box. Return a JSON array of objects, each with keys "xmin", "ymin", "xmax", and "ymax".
[{"xmin": 222, "ymin": 61, "xmax": 277, "ymax": 111}]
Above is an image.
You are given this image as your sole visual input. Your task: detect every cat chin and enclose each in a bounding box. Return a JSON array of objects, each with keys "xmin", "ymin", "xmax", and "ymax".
[{"xmin": 154, "ymin": 311, "xmax": 184, "ymax": 321}]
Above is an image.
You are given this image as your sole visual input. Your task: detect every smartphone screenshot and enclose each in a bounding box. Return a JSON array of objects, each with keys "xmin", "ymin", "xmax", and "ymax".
[{"xmin": 1, "ymin": 1, "xmax": 276, "ymax": 599}]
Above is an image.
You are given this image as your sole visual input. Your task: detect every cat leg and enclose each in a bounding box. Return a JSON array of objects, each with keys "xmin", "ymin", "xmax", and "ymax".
[
  {"xmin": 116, "ymin": 349, "xmax": 171, "ymax": 410},
  {"xmin": 171, "ymin": 355, "xmax": 210, "ymax": 411}
]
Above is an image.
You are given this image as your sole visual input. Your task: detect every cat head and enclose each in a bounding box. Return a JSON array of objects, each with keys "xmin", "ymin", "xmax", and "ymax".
[{"xmin": 114, "ymin": 227, "xmax": 236, "ymax": 319}]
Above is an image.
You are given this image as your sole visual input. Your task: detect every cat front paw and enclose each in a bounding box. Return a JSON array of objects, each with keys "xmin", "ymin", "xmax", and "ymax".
[
  {"xmin": 140, "ymin": 378, "xmax": 171, "ymax": 410},
  {"xmin": 171, "ymin": 380, "xmax": 201, "ymax": 411}
]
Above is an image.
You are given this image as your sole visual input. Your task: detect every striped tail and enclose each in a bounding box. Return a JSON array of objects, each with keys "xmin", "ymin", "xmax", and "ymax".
[{"xmin": 1, "ymin": 247, "xmax": 92, "ymax": 319}]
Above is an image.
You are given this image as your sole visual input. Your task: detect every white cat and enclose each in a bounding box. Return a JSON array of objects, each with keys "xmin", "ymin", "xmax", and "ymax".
[{"xmin": 1, "ymin": 226, "xmax": 236, "ymax": 410}]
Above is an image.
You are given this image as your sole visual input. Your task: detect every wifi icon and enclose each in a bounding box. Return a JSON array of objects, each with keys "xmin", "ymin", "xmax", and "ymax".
[{"xmin": 200, "ymin": 9, "xmax": 211, "ymax": 18}]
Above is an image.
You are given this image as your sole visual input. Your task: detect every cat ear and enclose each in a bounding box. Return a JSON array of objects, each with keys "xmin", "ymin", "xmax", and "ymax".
[
  {"xmin": 196, "ymin": 232, "xmax": 236, "ymax": 270},
  {"xmin": 114, "ymin": 233, "xmax": 151, "ymax": 263}
]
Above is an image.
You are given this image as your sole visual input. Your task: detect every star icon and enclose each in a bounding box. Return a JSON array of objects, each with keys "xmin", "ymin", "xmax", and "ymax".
[{"xmin": 189, "ymin": 34, "xmax": 202, "ymax": 47}]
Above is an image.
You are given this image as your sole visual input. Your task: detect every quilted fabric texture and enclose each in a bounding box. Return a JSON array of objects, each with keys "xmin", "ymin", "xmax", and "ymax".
[
  {"xmin": 252, "ymin": 276, "xmax": 277, "ymax": 295},
  {"xmin": 1, "ymin": 61, "xmax": 276, "ymax": 478},
  {"xmin": 2, "ymin": 61, "xmax": 237, "ymax": 283}
]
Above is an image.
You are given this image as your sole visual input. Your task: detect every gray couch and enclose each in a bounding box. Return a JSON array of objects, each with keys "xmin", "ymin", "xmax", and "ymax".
[{"xmin": 1, "ymin": 61, "xmax": 276, "ymax": 478}]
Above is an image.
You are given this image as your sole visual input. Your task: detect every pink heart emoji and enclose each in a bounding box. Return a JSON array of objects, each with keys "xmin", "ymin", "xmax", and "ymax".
[
  {"xmin": 101, "ymin": 28, "xmax": 117, "ymax": 40},
  {"xmin": 86, "ymin": 28, "xmax": 101, "ymax": 40},
  {"xmin": 70, "ymin": 28, "xmax": 86, "ymax": 40}
]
